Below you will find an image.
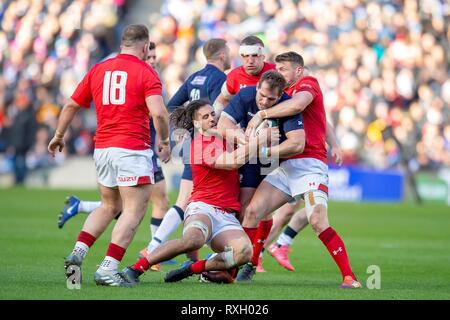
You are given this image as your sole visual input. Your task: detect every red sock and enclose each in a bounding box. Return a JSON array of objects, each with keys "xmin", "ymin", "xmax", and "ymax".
[
  {"xmin": 105, "ymin": 242, "xmax": 126, "ymax": 262},
  {"xmin": 319, "ymin": 227, "xmax": 355, "ymax": 280},
  {"xmin": 251, "ymin": 219, "xmax": 273, "ymax": 265},
  {"xmin": 77, "ymin": 231, "xmax": 96, "ymax": 247},
  {"xmin": 190, "ymin": 259, "xmax": 206, "ymax": 274},
  {"xmin": 132, "ymin": 257, "xmax": 150, "ymax": 273},
  {"xmin": 243, "ymin": 227, "xmax": 257, "ymax": 243}
]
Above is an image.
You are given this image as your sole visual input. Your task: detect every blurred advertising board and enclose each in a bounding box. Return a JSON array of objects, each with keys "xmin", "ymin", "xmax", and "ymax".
[
  {"xmin": 416, "ymin": 171, "xmax": 449, "ymax": 204},
  {"xmin": 328, "ymin": 166, "xmax": 404, "ymax": 203}
]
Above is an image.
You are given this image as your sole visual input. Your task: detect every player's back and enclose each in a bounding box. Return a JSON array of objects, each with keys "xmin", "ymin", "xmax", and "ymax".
[
  {"xmin": 75, "ymin": 53, "xmax": 162, "ymax": 150},
  {"xmin": 187, "ymin": 64, "xmax": 226, "ymax": 102},
  {"xmin": 168, "ymin": 64, "xmax": 226, "ymax": 109}
]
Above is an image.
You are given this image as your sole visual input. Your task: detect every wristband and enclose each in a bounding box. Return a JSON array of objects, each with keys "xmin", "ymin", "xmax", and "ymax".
[
  {"xmin": 55, "ymin": 130, "xmax": 64, "ymax": 138},
  {"xmin": 161, "ymin": 137, "xmax": 170, "ymax": 145},
  {"xmin": 260, "ymin": 110, "xmax": 268, "ymax": 119},
  {"xmin": 261, "ymin": 146, "xmax": 270, "ymax": 158}
]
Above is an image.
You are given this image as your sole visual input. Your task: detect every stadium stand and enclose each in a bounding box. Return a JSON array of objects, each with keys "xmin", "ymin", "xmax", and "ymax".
[{"xmin": 0, "ymin": 0, "xmax": 449, "ymax": 188}]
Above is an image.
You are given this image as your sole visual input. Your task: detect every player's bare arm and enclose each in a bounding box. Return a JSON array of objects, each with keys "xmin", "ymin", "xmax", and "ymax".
[
  {"xmin": 146, "ymin": 95, "xmax": 170, "ymax": 162},
  {"xmin": 48, "ymin": 99, "xmax": 82, "ymax": 156},
  {"xmin": 212, "ymin": 128, "xmax": 259, "ymax": 170},
  {"xmin": 212, "ymin": 83, "xmax": 233, "ymax": 117},
  {"xmin": 325, "ymin": 120, "xmax": 342, "ymax": 166},
  {"xmin": 217, "ymin": 113, "xmax": 246, "ymax": 145},
  {"xmin": 246, "ymin": 91, "xmax": 313, "ymax": 133},
  {"xmin": 263, "ymin": 129, "xmax": 305, "ymax": 159}
]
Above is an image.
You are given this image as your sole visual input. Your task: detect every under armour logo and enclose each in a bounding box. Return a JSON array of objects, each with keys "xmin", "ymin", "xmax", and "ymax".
[{"xmin": 333, "ymin": 247, "xmax": 342, "ymax": 256}]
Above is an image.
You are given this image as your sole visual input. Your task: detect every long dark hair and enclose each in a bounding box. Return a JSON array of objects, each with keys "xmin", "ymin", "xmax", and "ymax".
[{"xmin": 170, "ymin": 99, "xmax": 211, "ymax": 131}]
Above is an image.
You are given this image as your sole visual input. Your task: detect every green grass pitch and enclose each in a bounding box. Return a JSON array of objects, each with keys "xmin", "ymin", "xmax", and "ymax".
[{"xmin": 0, "ymin": 187, "xmax": 449, "ymax": 300}]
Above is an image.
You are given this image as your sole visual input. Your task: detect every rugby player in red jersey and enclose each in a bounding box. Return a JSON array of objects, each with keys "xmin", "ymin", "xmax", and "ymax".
[
  {"xmin": 48, "ymin": 25, "xmax": 170, "ymax": 287},
  {"xmin": 243, "ymin": 52, "xmax": 362, "ymax": 288},
  {"xmin": 121, "ymin": 99, "xmax": 260, "ymax": 284},
  {"xmin": 213, "ymin": 35, "xmax": 275, "ymax": 115}
]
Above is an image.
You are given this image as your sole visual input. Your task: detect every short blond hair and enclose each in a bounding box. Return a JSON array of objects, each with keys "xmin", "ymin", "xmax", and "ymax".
[{"xmin": 203, "ymin": 39, "xmax": 227, "ymax": 60}]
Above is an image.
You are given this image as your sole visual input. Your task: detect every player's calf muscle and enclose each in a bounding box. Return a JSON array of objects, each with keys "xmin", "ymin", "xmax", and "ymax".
[
  {"xmin": 309, "ymin": 205, "xmax": 329, "ymax": 234},
  {"xmin": 235, "ymin": 243, "xmax": 252, "ymax": 265}
]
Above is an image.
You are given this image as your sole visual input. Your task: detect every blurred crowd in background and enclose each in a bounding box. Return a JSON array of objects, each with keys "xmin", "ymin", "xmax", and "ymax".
[
  {"xmin": 0, "ymin": 0, "xmax": 449, "ymax": 185},
  {"xmin": 0, "ymin": 0, "xmax": 126, "ymax": 183}
]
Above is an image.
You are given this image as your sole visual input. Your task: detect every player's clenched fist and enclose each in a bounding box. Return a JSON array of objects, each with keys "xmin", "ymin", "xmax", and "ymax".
[
  {"xmin": 157, "ymin": 138, "xmax": 171, "ymax": 163},
  {"xmin": 331, "ymin": 145, "xmax": 343, "ymax": 166},
  {"xmin": 48, "ymin": 130, "xmax": 65, "ymax": 157},
  {"xmin": 245, "ymin": 110, "xmax": 267, "ymax": 136}
]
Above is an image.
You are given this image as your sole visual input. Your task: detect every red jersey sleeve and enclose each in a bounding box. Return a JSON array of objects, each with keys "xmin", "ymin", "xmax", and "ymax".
[
  {"xmin": 143, "ymin": 68, "xmax": 162, "ymax": 98},
  {"xmin": 71, "ymin": 67, "xmax": 94, "ymax": 108},
  {"xmin": 296, "ymin": 78, "xmax": 318, "ymax": 98},
  {"xmin": 225, "ymin": 70, "xmax": 238, "ymax": 95}
]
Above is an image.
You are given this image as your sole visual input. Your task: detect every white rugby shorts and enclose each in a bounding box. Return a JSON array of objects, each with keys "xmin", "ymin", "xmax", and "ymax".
[
  {"xmin": 93, "ymin": 147, "xmax": 154, "ymax": 187},
  {"xmin": 264, "ymin": 158, "xmax": 329, "ymax": 201},
  {"xmin": 184, "ymin": 201, "xmax": 243, "ymax": 244}
]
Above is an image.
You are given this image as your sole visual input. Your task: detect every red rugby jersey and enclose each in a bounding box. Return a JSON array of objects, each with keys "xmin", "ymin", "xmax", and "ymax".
[
  {"xmin": 284, "ymin": 76, "xmax": 327, "ymax": 163},
  {"xmin": 225, "ymin": 62, "xmax": 275, "ymax": 95},
  {"xmin": 189, "ymin": 133, "xmax": 241, "ymax": 213},
  {"xmin": 71, "ymin": 53, "xmax": 162, "ymax": 150}
]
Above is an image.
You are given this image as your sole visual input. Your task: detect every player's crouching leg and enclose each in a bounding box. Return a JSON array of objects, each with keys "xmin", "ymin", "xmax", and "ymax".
[
  {"xmin": 122, "ymin": 218, "xmax": 208, "ymax": 285},
  {"xmin": 201, "ymin": 236, "xmax": 252, "ymax": 284}
]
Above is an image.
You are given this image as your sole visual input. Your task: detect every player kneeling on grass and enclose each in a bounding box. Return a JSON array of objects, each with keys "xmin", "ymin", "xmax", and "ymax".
[{"xmin": 121, "ymin": 99, "xmax": 262, "ymax": 285}]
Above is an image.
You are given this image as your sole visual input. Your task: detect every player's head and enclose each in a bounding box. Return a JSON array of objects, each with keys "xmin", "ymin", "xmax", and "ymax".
[
  {"xmin": 170, "ymin": 99, "xmax": 216, "ymax": 133},
  {"xmin": 120, "ymin": 24, "xmax": 150, "ymax": 60},
  {"xmin": 275, "ymin": 51, "xmax": 305, "ymax": 87},
  {"xmin": 203, "ymin": 38, "xmax": 231, "ymax": 71},
  {"xmin": 256, "ymin": 70, "xmax": 286, "ymax": 110},
  {"xmin": 146, "ymin": 41, "xmax": 157, "ymax": 68},
  {"xmin": 239, "ymin": 35, "xmax": 266, "ymax": 76}
]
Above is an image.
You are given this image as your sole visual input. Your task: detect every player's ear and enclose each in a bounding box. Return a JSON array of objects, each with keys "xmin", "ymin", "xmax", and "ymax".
[{"xmin": 193, "ymin": 119, "xmax": 201, "ymax": 129}]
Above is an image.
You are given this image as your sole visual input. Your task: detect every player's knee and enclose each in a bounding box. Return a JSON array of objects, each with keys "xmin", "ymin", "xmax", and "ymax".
[
  {"xmin": 182, "ymin": 220, "xmax": 209, "ymax": 250},
  {"xmin": 103, "ymin": 202, "xmax": 122, "ymax": 217},
  {"xmin": 182, "ymin": 233, "xmax": 204, "ymax": 251},
  {"xmin": 244, "ymin": 203, "xmax": 259, "ymax": 221}
]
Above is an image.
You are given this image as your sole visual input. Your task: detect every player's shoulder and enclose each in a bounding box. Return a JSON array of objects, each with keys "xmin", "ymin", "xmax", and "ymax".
[
  {"xmin": 122, "ymin": 54, "xmax": 157, "ymax": 74},
  {"xmin": 186, "ymin": 70, "xmax": 205, "ymax": 86},
  {"xmin": 263, "ymin": 62, "xmax": 276, "ymax": 71},
  {"xmin": 279, "ymin": 92, "xmax": 291, "ymax": 102},
  {"xmin": 87, "ymin": 57, "xmax": 110, "ymax": 74},
  {"xmin": 236, "ymin": 86, "xmax": 256, "ymax": 101},
  {"xmin": 186, "ymin": 65, "xmax": 221, "ymax": 86},
  {"xmin": 299, "ymin": 76, "xmax": 320, "ymax": 87},
  {"xmin": 204, "ymin": 64, "xmax": 225, "ymax": 75},
  {"xmin": 291, "ymin": 76, "xmax": 321, "ymax": 94},
  {"xmin": 208, "ymin": 65, "xmax": 226, "ymax": 80}
]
